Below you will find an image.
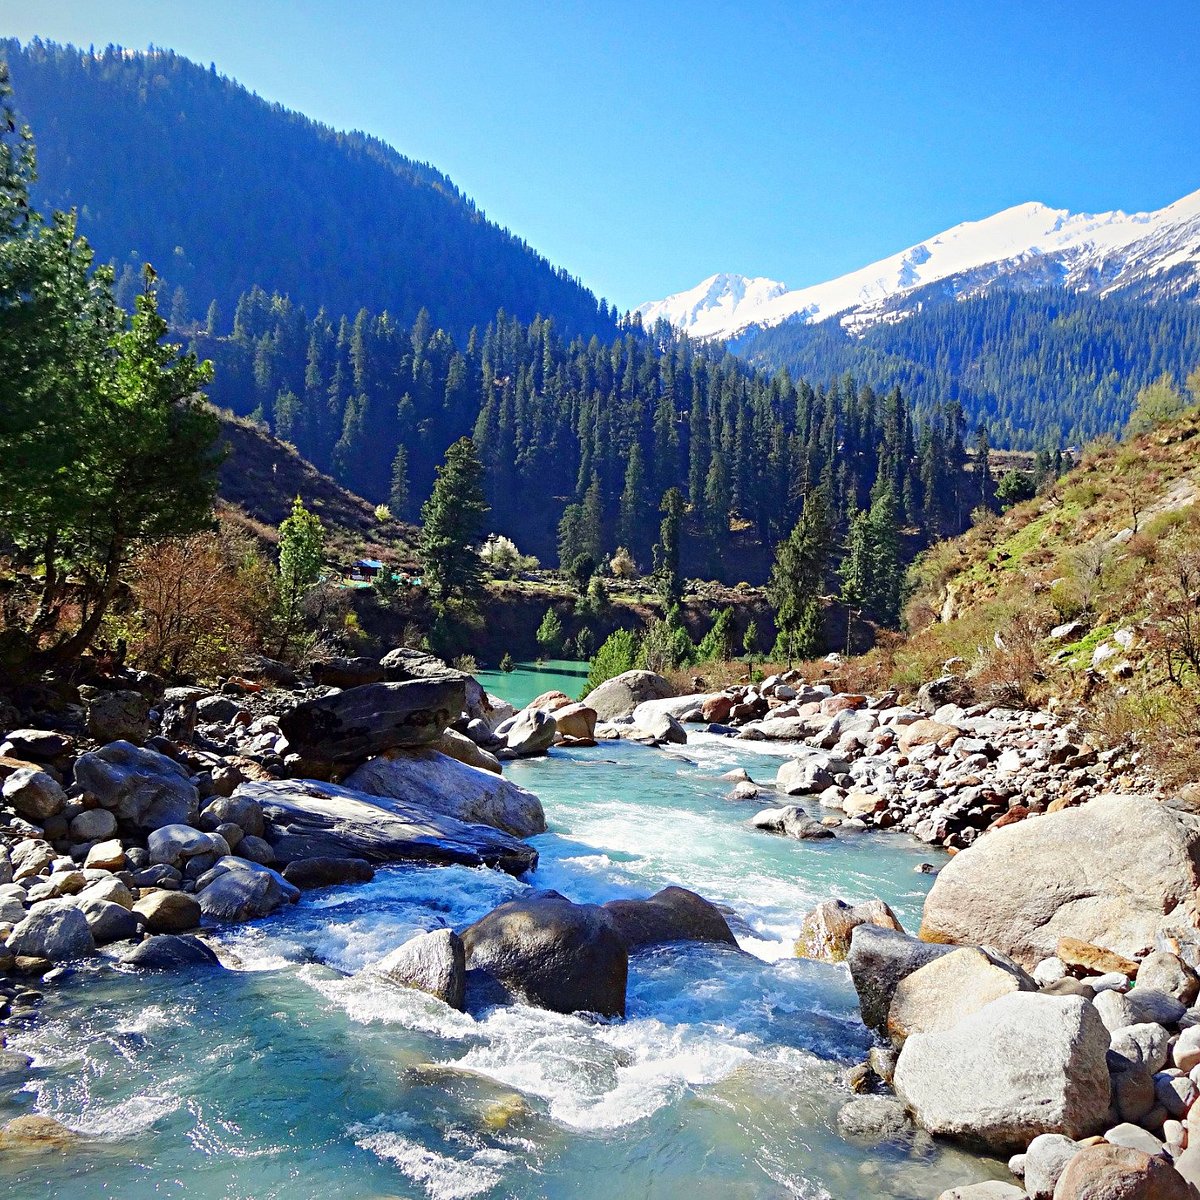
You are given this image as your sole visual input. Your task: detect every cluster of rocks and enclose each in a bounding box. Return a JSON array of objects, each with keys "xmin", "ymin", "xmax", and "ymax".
[
  {"xmin": 0, "ymin": 647, "xmax": 567, "ymax": 1051},
  {"xmin": 372, "ymin": 884, "xmax": 739, "ymax": 1019},
  {"xmin": 790, "ymin": 778, "xmax": 1200, "ymax": 1197},
  {"xmin": 601, "ymin": 668, "xmax": 1155, "ymax": 852}
]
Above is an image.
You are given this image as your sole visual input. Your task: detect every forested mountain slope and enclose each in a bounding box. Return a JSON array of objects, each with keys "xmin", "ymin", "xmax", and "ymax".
[
  {"xmin": 731, "ymin": 289, "xmax": 1200, "ymax": 448},
  {"xmin": 1, "ymin": 38, "xmax": 616, "ymax": 342}
]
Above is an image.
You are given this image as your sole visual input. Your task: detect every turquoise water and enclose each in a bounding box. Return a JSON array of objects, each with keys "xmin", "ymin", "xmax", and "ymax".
[
  {"xmin": 477, "ymin": 659, "xmax": 591, "ymax": 708},
  {"xmin": 0, "ymin": 737, "xmax": 1005, "ymax": 1199}
]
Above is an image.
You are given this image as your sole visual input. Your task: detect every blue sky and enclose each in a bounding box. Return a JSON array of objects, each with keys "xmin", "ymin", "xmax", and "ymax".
[{"xmin": 1, "ymin": 1, "xmax": 1196, "ymax": 311}]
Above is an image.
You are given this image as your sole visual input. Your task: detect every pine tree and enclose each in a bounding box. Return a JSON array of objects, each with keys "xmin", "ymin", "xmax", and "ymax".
[
  {"xmin": 389, "ymin": 444, "xmax": 410, "ymax": 517},
  {"xmin": 419, "ymin": 436, "xmax": 490, "ymax": 609},
  {"xmin": 766, "ymin": 489, "xmax": 832, "ymax": 666},
  {"xmin": 536, "ymin": 607, "xmax": 564, "ymax": 657},
  {"xmin": 653, "ymin": 487, "xmax": 685, "ymax": 608}
]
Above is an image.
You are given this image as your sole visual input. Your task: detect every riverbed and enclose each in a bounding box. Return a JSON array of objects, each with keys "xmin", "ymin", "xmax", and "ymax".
[{"xmin": 0, "ymin": 725, "xmax": 1006, "ymax": 1197}]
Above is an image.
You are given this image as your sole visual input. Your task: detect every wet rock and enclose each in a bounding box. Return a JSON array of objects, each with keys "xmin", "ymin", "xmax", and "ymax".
[
  {"xmin": 435, "ymin": 728, "xmax": 502, "ymax": 775},
  {"xmin": 73, "ymin": 741, "xmax": 199, "ymax": 832},
  {"xmin": 375, "ymin": 928, "xmax": 465, "ymax": 1009},
  {"xmin": 281, "ymin": 856, "xmax": 374, "ymax": 890},
  {"xmin": 887, "ymin": 946, "xmax": 1034, "ymax": 1042},
  {"xmin": 919, "ymin": 794, "xmax": 1200, "ymax": 968},
  {"xmin": 344, "ymin": 748, "xmax": 545, "ymax": 837},
  {"xmin": 836, "ymin": 1095, "xmax": 913, "ymax": 1140},
  {"xmin": 244, "ymin": 778, "xmax": 538, "ymax": 876},
  {"xmin": 193, "ymin": 857, "xmax": 299, "ymax": 922},
  {"xmin": 1052, "ymin": 1144, "xmax": 1189, "ymax": 1200},
  {"xmin": 794, "ymin": 898, "xmax": 902, "ymax": 963},
  {"xmin": 629, "ymin": 709, "xmax": 687, "ymax": 746},
  {"xmin": 279, "ymin": 678, "xmax": 465, "ymax": 765},
  {"xmin": 2, "ymin": 767, "xmax": 67, "ymax": 821},
  {"xmin": 121, "ymin": 934, "xmax": 221, "ymax": 970},
  {"xmin": 776, "ymin": 756, "xmax": 835, "ymax": 796},
  {"xmin": 0, "ymin": 1114, "xmax": 80, "ymax": 1150},
  {"xmin": 893, "ymin": 992, "xmax": 1111, "ymax": 1152},
  {"xmin": 552, "ymin": 702, "xmax": 598, "ymax": 743},
  {"xmin": 750, "ymin": 805, "xmax": 835, "ymax": 840},
  {"xmin": 461, "ymin": 892, "xmax": 628, "ymax": 1018},
  {"xmin": 934, "ymin": 1183, "xmax": 1026, "ymax": 1199},
  {"xmin": 602, "ymin": 886, "xmax": 738, "ymax": 951}
]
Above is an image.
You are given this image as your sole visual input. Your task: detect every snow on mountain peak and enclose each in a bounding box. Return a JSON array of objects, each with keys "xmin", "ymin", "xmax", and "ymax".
[{"xmin": 638, "ymin": 188, "xmax": 1200, "ymax": 340}]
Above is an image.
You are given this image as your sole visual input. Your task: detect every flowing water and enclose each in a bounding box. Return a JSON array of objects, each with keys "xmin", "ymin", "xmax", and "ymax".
[{"xmin": 0, "ymin": 708, "xmax": 1007, "ymax": 1197}]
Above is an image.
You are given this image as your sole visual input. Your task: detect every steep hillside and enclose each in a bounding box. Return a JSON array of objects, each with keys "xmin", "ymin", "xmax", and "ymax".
[
  {"xmin": 214, "ymin": 411, "xmax": 417, "ymax": 566},
  {"xmin": 2, "ymin": 39, "xmax": 616, "ymax": 342},
  {"xmin": 873, "ymin": 408, "xmax": 1200, "ymax": 782}
]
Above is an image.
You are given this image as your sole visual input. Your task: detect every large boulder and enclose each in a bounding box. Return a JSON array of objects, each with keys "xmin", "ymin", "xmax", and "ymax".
[
  {"xmin": 776, "ymin": 756, "xmax": 836, "ymax": 797},
  {"xmin": 2, "ymin": 767, "xmax": 67, "ymax": 821},
  {"xmin": 847, "ymin": 924, "xmax": 957, "ymax": 1032},
  {"xmin": 79, "ymin": 686, "xmax": 150, "ymax": 744},
  {"xmin": 500, "ymin": 708, "xmax": 557, "ymax": 757},
  {"xmin": 920, "ymin": 794, "xmax": 1200, "ymax": 967},
  {"xmin": 147, "ymin": 824, "xmax": 227, "ymax": 869},
  {"xmin": 602, "ymin": 886, "xmax": 738, "ymax": 951},
  {"xmin": 1052, "ymin": 1144, "xmax": 1190, "ymax": 1199},
  {"xmin": 121, "ymin": 934, "xmax": 222, "ymax": 970},
  {"xmin": 133, "ymin": 889, "xmax": 202, "ymax": 933},
  {"xmin": 887, "ymin": 946, "xmax": 1034, "ymax": 1042},
  {"xmin": 794, "ymin": 898, "xmax": 902, "ymax": 963},
  {"xmin": 460, "ymin": 892, "xmax": 628, "ymax": 1017},
  {"xmin": 582, "ymin": 670, "xmax": 674, "ymax": 721},
  {"xmin": 553, "ymin": 703, "xmax": 597, "ymax": 743},
  {"xmin": 281, "ymin": 856, "xmax": 374, "ymax": 890},
  {"xmin": 7, "ymin": 900, "xmax": 95, "ymax": 961},
  {"xmin": 241, "ymin": 778, "xmax": 538, "ymax": 876},
  {"xmin": 77, "ymin": 897, "xmax": 142, "ymax": 945},
  {"xmin": 374, "ymin": 928, "xmax": 465, "ymax": 1010},
  {"xmin": 379, "ymin": 646, "xmax": 461, "ymax": 683},
  {"xmin": 193, "ymin": 857, "xmax": 300, "ymax": 922},
  {"xmin": 892, "ymin": 992, "xmax": 1111, "ymax": 1152},
  {"xmin": 750, "ymin": 805, "xmax": 834, "ymax": 840},
  {"xmin": 73, "ymin": 741, "xmax": 199, "ymax": 832},
  {"xmin": 344, "ymin": 748, "xmax": 545, "ymax": 837},
  {"xmin": 310, "ymin": 656, "xmax": 384, "ymax": 688},
  {"xmin": 632, "ymin": 695, "xmax": 714, "ymax": 725},
  {"xmin": 631, "ymin": 709, "xmax": 687, "ymax": 746},
  {"xmin": 279, "ymin": 678, "xmax": 466, "ymax": 766}
]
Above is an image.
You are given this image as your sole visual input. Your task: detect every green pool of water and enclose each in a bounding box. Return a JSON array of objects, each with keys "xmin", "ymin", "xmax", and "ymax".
[{"xmin": 477, "ymin": 659, "xmax": 591, "ymax": 708}]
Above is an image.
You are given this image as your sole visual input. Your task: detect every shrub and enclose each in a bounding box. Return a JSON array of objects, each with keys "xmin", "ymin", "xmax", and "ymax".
[{"xmin": 641, "ymin": 608, "xmax": 696, "ymax": 672}]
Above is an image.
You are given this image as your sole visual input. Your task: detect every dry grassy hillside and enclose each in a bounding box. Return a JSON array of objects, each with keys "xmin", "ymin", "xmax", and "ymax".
[{"xmin": 843, "ymin": 408, "xmax": 1200, "ymax": 783}]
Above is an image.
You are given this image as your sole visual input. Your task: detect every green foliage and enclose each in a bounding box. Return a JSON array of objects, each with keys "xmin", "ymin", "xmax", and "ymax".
[
  {"xmin": 697, "ymin": 606, "xmax": 736, "ymax": 663},
  {"xmin": 535, "ymin": 607, "xmax": 564, "ymax": 656},
  {"xmin": 742, "ymin": 619, "xmax": 760, "ymax": 659},
  {"xmin": 767, "ymin": 489, "xmax": 832, "ymax": 664},
  {"xmin": 565, "ymin": 553, "xmax": 597, "ymax": 595},
  {"xmin": 995, "ymin": 469, "xmax": 1036, "ymax": 510},
  {"xmin": 276, "ymin": 496, "xmax": 326, "ymax": 656},
  {"xmin": 641, "ymin": 606, "xmax": 696, "ymax": 673},
  {"xmin": 585, "ymin": 628, "xmax": 640, "ymax": 695},
  {"xmin": 499, "ymin": 651, "xmax": 515, "ymax": 673},
  {"xmin": 419, "ymin": 436, "xmax": 489, "ymax": 609},
  {"xmin": 653, "ymin": 487, "xmax": 685, "ymax": 607},
  {"xmin": 839, "ymin": 486, "xmax": 902, "ymax": 624},
  {"xmin": 3, "ymin": 39, "xmax": 616, "ymax": 346},
  {"xmin": 571, "ymin": 627, "xmax": 595, "ymax": 661},
  {"xmin": 1124, "ymin": 373, "xmax": 1188, "ymax": 438}
]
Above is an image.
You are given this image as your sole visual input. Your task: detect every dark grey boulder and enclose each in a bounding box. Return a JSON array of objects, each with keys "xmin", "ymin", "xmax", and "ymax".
[
  {"xmin": 122, "ymin": 934, "xmax": 221, "ymax": 969},
  {"xmin": 279, "ymin": 678, "xmax": 465, "ymax": 765},
  {"xmin": 282, "ymin": 856, "xmax": 375, "ymax": 889},
  {"xmin": 242, "ymin": 778, "xmax": 537, "ymax": 876},
  {"xmin": 311, "ymin": 656, "xmax": 384, "ymax": 688},
  {"xmin": 379, "ymin": 646, "xmax": 461, "ymax": 682},
  {"xmin": 73, "ymin": 741, "xmax": 199, "ymax": 832},
  {"xmin": 602, "ymin": 886, "xmax": 739, "ymax": 951},
  {"xmin": 846, "ymin": 924, "xmax": 957, "ymax": 1032},
  {"xmin": 193, "ymin": 857, "xmax": 300, "ymax": 922},
  {"xmin": 461, "ymin": 891, "xmax": 628, "ymax": 1018}
]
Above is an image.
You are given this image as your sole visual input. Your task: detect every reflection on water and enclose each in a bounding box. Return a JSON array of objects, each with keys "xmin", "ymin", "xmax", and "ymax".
[
  {"xmin": 477, "ymin": 658, "xmax": 591, "ymax": 708},
  {"xmin": 0, "ymin": 738, "xmax": 1007, "ymax": 1198}
]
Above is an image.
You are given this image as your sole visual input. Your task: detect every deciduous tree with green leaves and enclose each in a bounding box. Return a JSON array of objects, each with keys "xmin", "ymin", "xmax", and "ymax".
[{"xmin": 275, "ymin": 495, "xmax": 325, "ymax": 657}]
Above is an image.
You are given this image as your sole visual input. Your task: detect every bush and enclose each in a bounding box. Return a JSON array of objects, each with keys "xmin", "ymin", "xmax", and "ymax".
[
  {"xmin": 584, "ymin": 628, "xmax": 640, "ymax": 695},
  {"xmin": 610, "ymin": 546, "xmax": 637, "ymax": 579},
  {"xmin": 641, "ymin": 609, "xmax": 696, "ymax": 672},
  {"xmin": 696, "ymin": 607, "xmax": 735, "ymax": 663}
]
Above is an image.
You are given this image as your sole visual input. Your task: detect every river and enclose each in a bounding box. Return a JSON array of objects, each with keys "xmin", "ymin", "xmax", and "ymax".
[{"xmin": 0, "ymin": 671, "xmax": 1006, "ymax": 1198}]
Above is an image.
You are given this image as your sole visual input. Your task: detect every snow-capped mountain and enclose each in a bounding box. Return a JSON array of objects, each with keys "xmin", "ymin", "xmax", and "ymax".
[{"xmin": 637, "ymin": 187, "xmax": 1200, "ymax": 340}]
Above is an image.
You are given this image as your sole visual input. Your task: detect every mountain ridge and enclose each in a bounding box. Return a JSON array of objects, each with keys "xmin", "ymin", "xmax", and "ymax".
[{"xmin": 638, "ymin": 188, "xmax": 1200, "ymax": 340}]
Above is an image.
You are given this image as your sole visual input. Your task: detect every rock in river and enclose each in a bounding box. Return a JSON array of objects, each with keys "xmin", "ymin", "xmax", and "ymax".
[
  {"xmin": 847, "ymin": 924, "xmax": 957, "ymax": 1032},
  {"xmin": 374, "ymin": 928, "xmax": 466, "ymax": 1010},
  {"xmin": 602, "ymin": 886, "xmax": 738, "ymax": 951},
  {"xmin": 279, "ymin": 678, "xmax": 465, "ymax": 766},
  {"xmin": 582, "ymin": 670, "xmax": 673, "ymax": 721},
  {"xmin": 193, "ymin": 857, "xmax": 300, "ymax": 922},
  {"xmin": 344, "ymin": 748, "xmax": 546, "ymax": 837},
  {"xmin": 241, "ymin": 778, "xmax": 538, "ymax": 876},
  {"xmin": 461, "ymin": 891, "xmax": 628, "ymax": 1018}
]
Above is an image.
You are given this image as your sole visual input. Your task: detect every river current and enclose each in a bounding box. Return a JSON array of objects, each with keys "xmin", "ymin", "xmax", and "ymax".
[{"xmin": 0, "ymin": 668, "xmax": 1005, "ymax": 1198}]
